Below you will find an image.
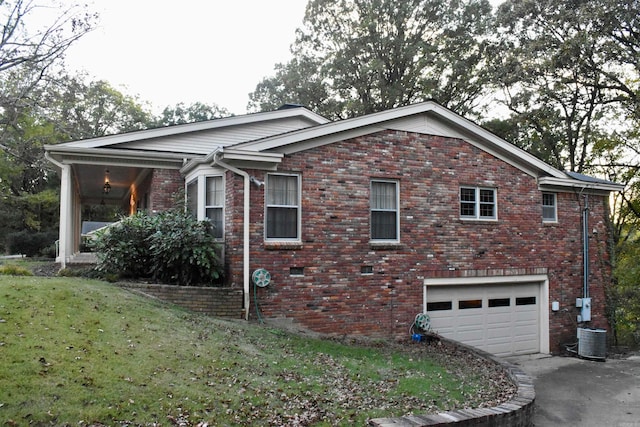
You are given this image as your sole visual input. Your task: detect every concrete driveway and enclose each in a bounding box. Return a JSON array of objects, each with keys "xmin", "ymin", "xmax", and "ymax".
[{"xmin": 507, "ymin": 353, "xmax": 640, "ymax": 427}]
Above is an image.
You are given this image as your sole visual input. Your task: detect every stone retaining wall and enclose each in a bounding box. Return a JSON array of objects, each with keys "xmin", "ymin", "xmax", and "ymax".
[{"xmin": 369, "ymin": 347, "xmax": 535, "ymax": 427}]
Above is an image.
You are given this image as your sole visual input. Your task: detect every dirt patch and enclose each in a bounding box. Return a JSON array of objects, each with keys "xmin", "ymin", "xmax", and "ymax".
[{"xmin": 29, "ymin": 261, "xmax": 60, "ymax": 277}]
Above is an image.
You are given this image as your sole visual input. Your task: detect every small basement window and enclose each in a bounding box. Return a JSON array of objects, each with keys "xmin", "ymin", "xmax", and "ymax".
[
  {"xmin": 360, "ymin": 265, "xmax": 373, "ymax": 275},
  {"xmin": 289, "ymin": 267, "xmax": 304, "ymax": 276}
]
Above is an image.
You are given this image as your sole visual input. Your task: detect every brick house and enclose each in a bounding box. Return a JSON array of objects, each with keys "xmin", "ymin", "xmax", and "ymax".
[{"xmin": 45, "ymin": 102, "xmax": 623, "ymax": 356}]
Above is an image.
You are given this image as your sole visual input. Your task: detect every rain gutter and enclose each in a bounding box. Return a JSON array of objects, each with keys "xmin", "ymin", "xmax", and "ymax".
[{"xmin": 212, "ymin": 150, "xmax": 251, "ymax": 320}]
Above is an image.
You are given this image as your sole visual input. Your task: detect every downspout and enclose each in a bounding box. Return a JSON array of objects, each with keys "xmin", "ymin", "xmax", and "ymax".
[
  {"xmin": 212, "ymin": 151, "xmax": 251, "ymax": 320},
  {"xmin": 583, "ymin": 194, "xmax": 589, "ymax": 299}
]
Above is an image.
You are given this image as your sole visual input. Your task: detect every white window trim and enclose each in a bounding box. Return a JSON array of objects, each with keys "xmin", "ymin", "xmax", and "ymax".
[
  {"xmin": 265, "ymin": 172, "xmax": 302, "ymax": 242},
  {"xmin": 204, "ymin": 175, "xmax": 225, "ymax": 239},
  {"xmin": 460, "ymin": 186, "xmax": 498, "ymax": 221},
  {"xmin": 184, "ymin": 169, "xmax": 225, "ymax": 240},
  {"xmin": 542, "ymin": 192, "xmax": 557, "ymax": 223},
  {"xmin": 186, "ymin": 178, "xmax": 198, "ymax": 217},
  {"xmin": 370, "ymin": 179, "xmax": 400, "ymax": 243}
]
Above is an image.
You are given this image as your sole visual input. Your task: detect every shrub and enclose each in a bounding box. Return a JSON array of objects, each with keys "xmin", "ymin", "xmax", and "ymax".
[
  {"xmin": 148, "ymin": 210, "xmax": 223, "ymax": 286},
  {"xmin": 6, "ymin": 231, "xmax": 58, "ymax": 257},
  {"xmin": 92, "ymin": 210, "xmax": 223, "ymax": 286},
  {"xmin": 91, "ymin": 212, "xmax": 155, "ymax": 279},
  {"xmin": 0, "ymin": 264, "xmax": 33, "ymax": 276}
]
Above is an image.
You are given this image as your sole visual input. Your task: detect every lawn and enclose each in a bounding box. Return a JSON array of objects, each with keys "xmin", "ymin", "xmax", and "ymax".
[{"xmin": 0, "ymin": 275, "xmax": 514, "ymax": 426}]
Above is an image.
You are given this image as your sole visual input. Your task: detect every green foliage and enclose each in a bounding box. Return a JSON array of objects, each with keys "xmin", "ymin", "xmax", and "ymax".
[
  {"xmin": 249, "ymin": 0, "xmax": 494, "ymax": 119},
  {"xmin": 152, "ymin": 101, "xmax": 232, "ymax": 127},
  {"xmin": 91, "ymin": 212, "xmax": 156, "ymax": 279},
  {"xmin": 0, "ymin": 264, "xmax": 32, "ymax": 276},
  {"xmin": 42, "ymin": 76, "xmax": 154, "ymax": 141},
  {"xmin": 92, "ymin": 210, "xmax": 223, "ymax": 286},
  {"xmin": 147, "ymin": 210, "xmax": 223, "ymax": 286},
  {"xmin": 5, "ymin": 230, "xmax": 58, "ymax": 258},
  {"xmin": 611, "ymin": 232, "xmax": 640, "ymax": 347}
]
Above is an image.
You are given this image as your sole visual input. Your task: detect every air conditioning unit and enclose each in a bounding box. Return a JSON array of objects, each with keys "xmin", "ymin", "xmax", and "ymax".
[{"xmin": 577, "ymin": 328, "xmax": 607, "ymax": 360}]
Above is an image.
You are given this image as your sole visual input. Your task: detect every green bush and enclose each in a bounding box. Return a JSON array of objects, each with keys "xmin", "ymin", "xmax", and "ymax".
[
  {"xmin": 0, "ymin": 264, "xmax": 33, "ymax": 276},
  {"xmin": 91, "ymin": 212, "xmax": 155, "ymax": 279},
  {"xmin": 6, "ymin": 231, "xmax": 58, "ymax": 257},
  {"xmin": 148, "ymin": 210, "xmax": 223, "ymax": 286},
  {"xmin": 92, "ymin": 210, "xmax": 223, "ymax": 286}
]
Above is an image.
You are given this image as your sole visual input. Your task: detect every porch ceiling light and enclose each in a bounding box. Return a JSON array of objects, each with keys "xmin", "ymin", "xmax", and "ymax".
[{"xmin": 103, "ymin": 169, "xmax": 111, "ymax": 194}]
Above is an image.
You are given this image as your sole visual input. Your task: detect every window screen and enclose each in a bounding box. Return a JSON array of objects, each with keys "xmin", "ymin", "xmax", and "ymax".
[
  {"xmin": 266, "ymin": 174, "xmax": 300, "ymax": 239},
  {"xmin": 371, "ymin": 180, "xmax": 398, "ymax": 240}
]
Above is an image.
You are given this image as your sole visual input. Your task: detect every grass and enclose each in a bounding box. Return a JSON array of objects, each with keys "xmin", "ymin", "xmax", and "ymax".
[{"xmin": 0, "ymin": 275, "xmax": 510, "ymax": 426}]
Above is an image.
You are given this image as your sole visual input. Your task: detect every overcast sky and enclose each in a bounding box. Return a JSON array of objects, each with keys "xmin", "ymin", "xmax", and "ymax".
[
  {"xmin": 61, "ymin": 1, "xmax": 505, "ymax": 117},
  {"xmin": 64, "ymin": 0, "xmax": 308, "ymax": 115}
]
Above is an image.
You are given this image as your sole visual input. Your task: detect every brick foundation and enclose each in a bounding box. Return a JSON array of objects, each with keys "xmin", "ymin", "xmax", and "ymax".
[{"xmin": 119, "ymin": 283, "xmax": 243, "ymax": 318}]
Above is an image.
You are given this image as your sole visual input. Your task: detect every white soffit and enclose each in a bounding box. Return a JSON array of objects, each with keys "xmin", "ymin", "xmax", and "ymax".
[{"xmin": 538, "ymin": 176, "xmax": 625, "ymax": 193}]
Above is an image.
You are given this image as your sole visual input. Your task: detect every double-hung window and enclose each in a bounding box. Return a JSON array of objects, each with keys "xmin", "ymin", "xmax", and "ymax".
[
  {"xmin": 266, "ymin": 173, "xmax": 300, "ymax": 240},
  {"xmin": 186, "ymin": 179, "xmax": 198, "ymax": 216},
  {"xmin": 371, "ymin": 180, "xmax": 399, "ymax": 241},
  {"xmin": 185, "ymin": 174, "xmax": 224, "ymax": 239},
  {"xmin": 205, "ymin": 176, "xmax": 224, "ymax": 238},
  {"xmin": 542, "ymin": 192, "xmax": 557, "ymax": 222},
  {"xmin": 460, "ymin": 187, "xmax": 497, "ymax": 220}
]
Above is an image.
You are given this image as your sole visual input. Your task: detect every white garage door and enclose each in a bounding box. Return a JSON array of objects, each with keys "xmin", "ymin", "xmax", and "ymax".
[{"xmin": 425, "ymin": 282, "xmax": 540, "ymax": 356}]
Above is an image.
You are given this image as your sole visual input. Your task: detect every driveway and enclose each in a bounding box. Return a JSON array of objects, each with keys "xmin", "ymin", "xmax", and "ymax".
[{"xmin": 507, "ymin": 353, "xmax": 640, "ymax": 427}]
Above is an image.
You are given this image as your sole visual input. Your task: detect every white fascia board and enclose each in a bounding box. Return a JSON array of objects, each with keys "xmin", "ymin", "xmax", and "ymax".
[
  {"xmin": 538, "ymin": 176, "xmax": 625, "ymax": 193},
  {"xmin": 54, "ymin": 108, "xmax": 329, "ymax": 149},
  {"xmin": 233, "ymin": 101, "xmax": 567, "ymax": 180},
  {"xmin": 44, "ymin": 146, "xmax": 189, "ymax": 168},
  {"xmin": 221, "ymin": 148, "xmax": 284, "ymax": 163}
]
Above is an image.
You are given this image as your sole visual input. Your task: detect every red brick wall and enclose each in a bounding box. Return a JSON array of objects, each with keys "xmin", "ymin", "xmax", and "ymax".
[
  {"xmin": 149, "ymin": 169, "xmax": 183, "ymax": 212},
  {"xmin": 224, "ymin": 170, "xmax": 245, "ymax": 289},
  {"xmin": 120, "ymin": 283, "xmax": 243, "ymax": 318},
  {"xmin": 225, "ymin": 130, "xmax": 613, "ymax": 353}
]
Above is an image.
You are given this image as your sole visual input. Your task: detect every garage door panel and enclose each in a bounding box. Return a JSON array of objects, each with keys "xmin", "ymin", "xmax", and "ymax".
[
  {"xmin": 487, "ymin": 343, "xmax": 512, "ymax": 355},
  {"xmin": 426, "ymin": 282, "xmax": 541, "ymax": 356},
  {"xmin": 486, "ymin": 312, "xmax": 511, "ymax": 324},
  {"xmin": 487, "ymin": 326, "xmax": 511, "ymax": 339}
]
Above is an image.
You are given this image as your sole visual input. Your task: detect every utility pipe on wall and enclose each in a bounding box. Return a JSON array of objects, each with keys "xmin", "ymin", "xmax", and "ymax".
[
  {"xmin": 212, "ymin": 151, "xmax": 251, "ymax": 320},
  {"xmin": 582, "ymin": 194, "xmax": 589, "ymax": 299}
]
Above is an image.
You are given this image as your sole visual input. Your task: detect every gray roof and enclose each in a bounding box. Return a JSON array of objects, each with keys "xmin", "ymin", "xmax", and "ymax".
[{"xmin": 565, "ymin": 171, "xmax": 619, "ymax": 186}]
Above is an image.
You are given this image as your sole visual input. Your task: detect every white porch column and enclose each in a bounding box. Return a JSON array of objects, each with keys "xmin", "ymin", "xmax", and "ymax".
[{"xmin": 57, "ymin": 163, "xmax": 74, "ymax": 269}]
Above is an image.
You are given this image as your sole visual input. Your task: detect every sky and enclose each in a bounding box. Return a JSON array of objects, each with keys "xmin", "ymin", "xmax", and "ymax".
[{"xmin": 63, "ymin": 0, "xmax": 308, "ymax": 115}]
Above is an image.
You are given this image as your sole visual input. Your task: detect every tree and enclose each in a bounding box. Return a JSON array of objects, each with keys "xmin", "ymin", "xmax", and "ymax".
[
  {"xmin": 249, "ymin": 0, "xmax": 494, "ymax": 119},
  {"xmin": 586, "ymin": 0, "xmax": 640, "ymax": 119},
  {"xmin": 1, "ymin": 0, "xmax": 97, "ymax": 143},
  {"xmin": 43, "ymin": 75, "xmax": 153, "ymax": 140},
  {"xmin": 153, "ymin": 101, "xmax": 232, "ymax": 127},
  {"xmin": 488, "ymin": 0, "xmax": 616, "ymax": 173}
]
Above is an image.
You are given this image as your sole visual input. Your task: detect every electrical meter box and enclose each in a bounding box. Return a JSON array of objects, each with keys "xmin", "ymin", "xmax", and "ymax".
[{"xmin": 581, "ymin": 297, "xmax": 592, "ymax": 322}]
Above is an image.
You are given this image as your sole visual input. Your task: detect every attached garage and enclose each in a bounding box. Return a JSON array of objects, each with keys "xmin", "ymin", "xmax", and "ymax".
[{"xmin": 423, "ymin": 275, "xmax": 550, "ymax": 356}]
